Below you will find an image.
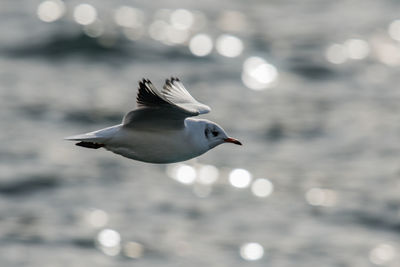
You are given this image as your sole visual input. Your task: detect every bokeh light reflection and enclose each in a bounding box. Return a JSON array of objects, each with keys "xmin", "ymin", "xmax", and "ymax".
[
  {"xmin": 189, "ymin": 34, "xmax": 213, "ymax": 56},
  {"xmin": 73, "ymin": 3, "xmax": 97, "ymax": 26},
  {"xmin": 123, "ymin": 241, "xmax": 144, "ymax": 259},
  {"xmin": 251, "ymin": 178, "xmax": 273, "ymax": 198},
  {"xmin": 242, "ymin": 57, "xmax": 278, "ymax": 90},
  {"xmin": 83, "ymin": 20, "xmax": 104, "ymax": 38},
  {"xmin": 369, "ymin": 244, "xmax": 395, "ymax": 265},
  {"xmin": 176, "ymin": 164, "xmax": 196, "ymax": 184},
  {"xmin": 98, "ymin": 229, "xmax": 121, "ymax": 247},
  {"xmin": 326, "ymin": 44, "xmax": 348, "ymax": 64},
  {"xmin": 192, "ymin": 184, "xmax": 212, "ymax": 198},
  {"xmin": 37, "ymin": 0, "xmax": 65, "ymax": 22},
  {"xmin": 166, "ymin": 27, "xmax": 189, "ymax": 45},
  {"xmin": 123, "ymin": 27, "xmax": 144, "ymax": 41},
  {"xmin": 97, "ymin": 228, "xmax": 121, "ymax": 256},
  {"xmin": 216, "ymin": 34, "xmax": 244, "ymax": 58},
  {"xmin": 114, "ymin": 6, "xmax": 144, "ymax": 29},
  {"xmin": 100, "ymin": 245, "xmax": 121, "ymax": 256},
  {"xmin": 154, "ymin": 9, "xmax": 173, "ymax": 21},
  {"xmin": 86, "ymin": 209, "xmax": 109, "ymax": 228},
  {"xmin": 167, "ymin": 164, "xmax": 197, "ymax": 185},
  {"xmin": 148, "ymin": 20, "xmax": 169, "ymax": 41},
  {"xmin": 217, "ymin": 10, "xmax": 247, "ymax": 32},
  {"xmin": 240, "ymin": 242, "xmax": 264, "ymax": 261},
  {"xmin": 197, "ymin": 164, "xmax": 219, "ymax": 185},
  {"xmin": 375, "ymin": 42, "xmax": 400, "ymax": 66},
  {"xmin": 229, "ymin": 168, "xmax": 252, "ymax": 188},
  {"xmin": 344, "ymin": 38, "xmax": 370, "ymax": 60},
  {"xmin": 305, "ymin": 188, "xmax": 337, "ymax": 207},
  {"xmin": 388, "ymin": 20, "xmax": 400, "ymax": 42},
  {"xmin": 170, "ymin": 9, "xmax": 194, "ymax": 30}
]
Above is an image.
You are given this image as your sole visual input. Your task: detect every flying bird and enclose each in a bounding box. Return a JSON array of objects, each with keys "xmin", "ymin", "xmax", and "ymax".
[{"xmin": 65, "ymin": 77, "xmax": 241, "ymax": 163}]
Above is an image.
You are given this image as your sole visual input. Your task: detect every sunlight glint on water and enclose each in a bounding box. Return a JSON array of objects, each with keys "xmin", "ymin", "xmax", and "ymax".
[
  {"xmin": 197, "ymin": 164, "xmax": 219, "ymax": 185},
  {"xmin": 170, "ymin": 9, "xmax": 194, "ymax": 30},
  {"xmin": 240, "ymin": 242, "xmax": 264, "ymax": 261},
  {"xmin": 86, "ymin": 209, "xmax": 109, "ymax": 228},
  {"xmin": 37, "ymin": 0, "xmax": 65, "ymax": 22},
  {"xmin": 369, "ymin": 244, "xmax": 395, "ymax": 265},
  {"xmin": 83, "ymin": 20, "xmax": 104, "ymax": 38},
  {"xmin": 251, "ymin": 178, "xmax": 273, "ymax": 198},
  {"xmin": 148, "ymin": 20, "xmax": 171, "ymax": 42},
  {"xmin": 114, "ymin": 6, "xmax": 145, "ymax": 28},
  {"xmin": 73, "ymin": 4, "xmax": 97, "ymax": 25},
  {"xmin": 167, "ymin": 164, "xmax": 197, "ymax": 185},
  {"xmin": 216, "ymin": 34, "xmax": 244, "ymax": 58},
  {"xmin": 189, "ymin": 34, "xmax": 213, "ymax": 56},
  {"xmin": 305, "ymin": 188, "xmax": 337, "ymax": 207},
  {"xmin": 97, "ymin": 229, "xmax": 121, "ymax": 256},
  {"xmin": 242, "ymin": 57, "xmax": 278, "ymax": 90},
  {"xmin": 388, "ymin": 20, "xmax": 400, "ymax": 42},
  {"xmin": 123, "ymin": 241, "xmax": 144, "ymax": 259},
  {"xmin": 344, "ymin": 39, "xmax": 370, "ymax": 60},
  {"xmin": 229, "ymin": 168, "xmax": 252, "ymax": 188},
  {"xmin": 326, "ymin": 44, "xmax": 348, "ymax": 64}
]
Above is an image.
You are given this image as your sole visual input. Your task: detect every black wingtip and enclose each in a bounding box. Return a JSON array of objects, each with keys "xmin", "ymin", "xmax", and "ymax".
[
  {"xmin": 136, "ymin": 78, "xmax": 170, "ymax": 107},
  {"xmin": 138, "ymin": 79, "xmax": 145, "ymax": 89},
  {"xmin": 165, "ymin": 78, "xmax": 173, "ymax": 88},
  {"xmin": 139, "ymin": 78, "xmax": 150, "ymax": 84},
  {"xmin": 138, "ymin": 79, "xmax": 153, "ymax": 92},
  {"xmin": 170, "ymin": 76, "xmax": 180, "ymax": 83}
]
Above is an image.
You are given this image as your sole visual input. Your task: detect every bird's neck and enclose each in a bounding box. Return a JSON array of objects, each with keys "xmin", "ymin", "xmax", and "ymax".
[{"xmin": 184, "ymin": 119, "xmax": 209, "ymax": 153}]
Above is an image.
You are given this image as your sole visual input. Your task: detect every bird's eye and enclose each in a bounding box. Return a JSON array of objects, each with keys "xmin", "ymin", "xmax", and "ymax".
[{"xmin": 212, "ymin": 131, "xmax": 219, "ymax": 137}]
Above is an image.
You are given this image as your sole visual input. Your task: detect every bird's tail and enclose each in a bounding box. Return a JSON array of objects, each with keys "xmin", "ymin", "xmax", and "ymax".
[
  {"xmin": 65, "ymin": 125, "xmax": 121, "ymax": 149},
  {"xmin": 65, "ymin": 132, "xmax": 106, "ymax": 149}
]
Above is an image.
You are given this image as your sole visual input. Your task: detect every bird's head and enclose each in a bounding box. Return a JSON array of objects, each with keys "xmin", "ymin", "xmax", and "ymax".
[{"xmin": 202, "ymin": 121, "xmax": 242, "ymax": 149}]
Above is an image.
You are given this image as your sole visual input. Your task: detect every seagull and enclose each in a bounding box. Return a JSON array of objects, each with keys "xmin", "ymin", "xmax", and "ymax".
[{"xmin": 65, "ymin": 77, "xmax": 241, "ymax": 163}]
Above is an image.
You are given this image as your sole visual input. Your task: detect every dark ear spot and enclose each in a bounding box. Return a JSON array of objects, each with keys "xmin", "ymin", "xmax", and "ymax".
[{"xmin": 204, "ymin": 128, "xmax": 210, "ymax": 138}]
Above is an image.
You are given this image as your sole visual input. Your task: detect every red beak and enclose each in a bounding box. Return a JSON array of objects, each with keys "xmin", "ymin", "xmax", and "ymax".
[{"xmin": 224, "ymin": 137, "xmax": 242, "ymax": 145}]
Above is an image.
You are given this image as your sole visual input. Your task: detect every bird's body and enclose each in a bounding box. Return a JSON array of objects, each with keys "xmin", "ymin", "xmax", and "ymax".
[
  {"xmin": 90, "ymin": 119, "xmax": 210, "ymax": 163},
  {"xmin": 66, "ymin": 78, "xmax": 241, "ymax": 163}
]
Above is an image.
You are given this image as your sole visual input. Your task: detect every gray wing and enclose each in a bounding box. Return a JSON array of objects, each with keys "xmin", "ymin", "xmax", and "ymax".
[
  {"xmin": 162, "ymin": 77, "xmax": 210, "ymax": 115},
  {"xmin": 122, "ymin": 78, "xmax": 210, "ymax": 129}
]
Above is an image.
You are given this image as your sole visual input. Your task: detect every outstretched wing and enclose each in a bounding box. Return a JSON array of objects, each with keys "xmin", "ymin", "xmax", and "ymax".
[
  {"xmin": 136, "ymin": 79, "xmax": 170, "ymax": 108},
  {"xmin": 123, "ymin": 77, "xmax": 211, "ymax": 129},
  {"xmin": 162, "ymin": 77, "xmax": 210, "ymax": 115}
]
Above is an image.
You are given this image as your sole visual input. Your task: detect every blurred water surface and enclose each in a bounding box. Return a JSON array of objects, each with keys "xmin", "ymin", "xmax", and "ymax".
[{"xmin": 2, "ymin": 0, "xmax": 400, "ymax": 266}]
